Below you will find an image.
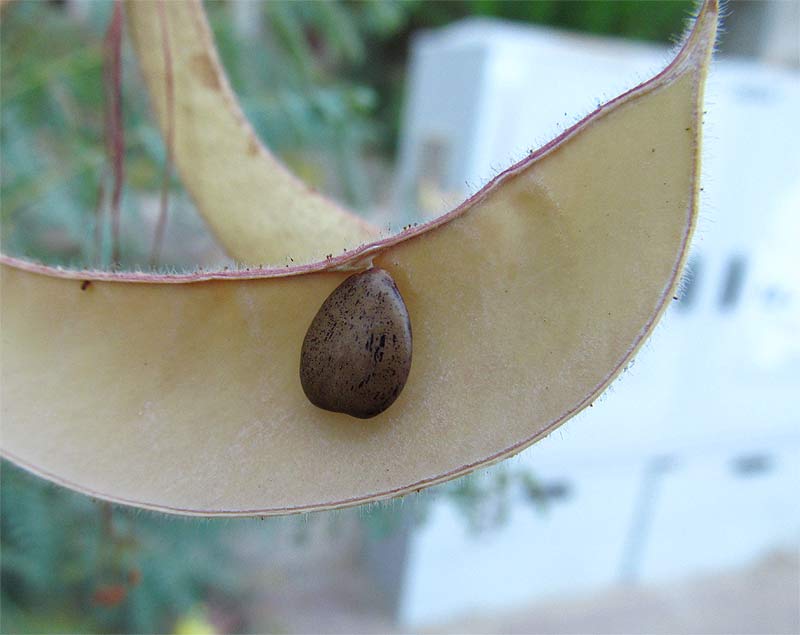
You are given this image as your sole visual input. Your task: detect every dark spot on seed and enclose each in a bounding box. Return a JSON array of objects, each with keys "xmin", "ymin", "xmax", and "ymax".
[{"xmin": 80, "ymin": 280, "xmax": 91, "ymax": 291}]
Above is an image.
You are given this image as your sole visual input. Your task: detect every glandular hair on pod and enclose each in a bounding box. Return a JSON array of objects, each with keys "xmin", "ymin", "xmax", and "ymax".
[{"xmin": 300, "ymin": 268, "xmax": 412, "ymax": 419}]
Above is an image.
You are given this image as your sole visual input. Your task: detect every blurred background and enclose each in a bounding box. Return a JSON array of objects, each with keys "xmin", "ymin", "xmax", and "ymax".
[{"xmin": 1, "ymin": 0, "xmax": 798, "ymax": 633}]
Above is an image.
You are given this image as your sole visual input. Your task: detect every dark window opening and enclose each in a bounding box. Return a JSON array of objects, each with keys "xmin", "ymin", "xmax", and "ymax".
[
  {"xmin": 732, "ymin": 453, "xmax": 773, "ymax": 477},
  {"xmin": 720, "ymin": 255, "xmax": 747, "ymax": 310}
]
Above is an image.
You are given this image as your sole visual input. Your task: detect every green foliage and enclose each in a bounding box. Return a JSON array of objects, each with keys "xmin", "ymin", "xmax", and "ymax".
[
  {"xmin": 1, "ymin": 1, "xmax": 105, "ymax": 265},
  {"xmin": 406, "ymin": 0, "xmax": 694, "ymax": 41},
  {"xmin": 0, "ymin": 463, "xmax": 268, "ymax": 633},
  {"xmin": 1, "ymin": 463, "xmax": 250, "ymax": 634}
]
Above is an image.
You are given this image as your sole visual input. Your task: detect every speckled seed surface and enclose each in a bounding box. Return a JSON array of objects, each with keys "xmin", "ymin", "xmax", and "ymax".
[{"xmin": 300, "ymin": 268, "xmax": 412, "ymax": 419}]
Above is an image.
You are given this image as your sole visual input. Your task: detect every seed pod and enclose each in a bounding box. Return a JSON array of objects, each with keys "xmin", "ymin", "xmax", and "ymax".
[{"xmin": 300, "ymin": 268, "xmax": 412, "ymax": 419}]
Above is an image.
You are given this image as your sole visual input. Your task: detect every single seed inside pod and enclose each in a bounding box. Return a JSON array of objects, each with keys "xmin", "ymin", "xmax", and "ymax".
[{"xmin": 300, "ymin": 268, "xmax": 412, "ymax": 419}]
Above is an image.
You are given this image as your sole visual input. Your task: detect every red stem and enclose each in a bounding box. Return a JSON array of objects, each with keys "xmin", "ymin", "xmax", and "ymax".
[
  {"xmin": 93, "ymin": 171, "xmax": 107, "ymax": 267},
  {"xmin": 104, "ymin": 1, "xmax": 124, "ymax": 269},
  {"xmin": 150, "ymin": 0, "xmax": 174, "ymax": 269}
]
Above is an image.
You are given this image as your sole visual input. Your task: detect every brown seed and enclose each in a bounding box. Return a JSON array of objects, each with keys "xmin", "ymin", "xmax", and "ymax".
[{"xmin": 300, "ymin": 268, "xmax": 412, "ymax": 419}]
